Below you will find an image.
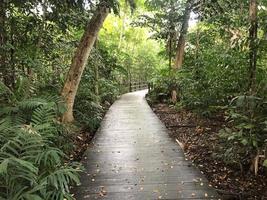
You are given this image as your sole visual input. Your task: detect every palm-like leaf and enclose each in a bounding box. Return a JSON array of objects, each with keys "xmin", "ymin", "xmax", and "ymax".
[{"xmin": 0, "ymin": 101, "xmax": 82, "ymax": 200}]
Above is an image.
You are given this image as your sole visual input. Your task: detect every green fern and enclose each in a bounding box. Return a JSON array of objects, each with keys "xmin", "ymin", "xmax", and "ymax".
[{"xmin": 0, "ymin": 101, "xmax": 82, "ymax": 200}]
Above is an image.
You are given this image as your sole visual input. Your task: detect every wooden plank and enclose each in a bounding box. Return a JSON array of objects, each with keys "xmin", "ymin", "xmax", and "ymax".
[{"xmin": 73, "ymin": 90, "xmax": 220, "ymax": 200}]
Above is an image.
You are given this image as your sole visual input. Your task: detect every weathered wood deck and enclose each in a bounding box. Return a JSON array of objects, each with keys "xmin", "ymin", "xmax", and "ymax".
[{"xmin": 73, "ymin": 90, "xmax": 221, "ymax": 200}]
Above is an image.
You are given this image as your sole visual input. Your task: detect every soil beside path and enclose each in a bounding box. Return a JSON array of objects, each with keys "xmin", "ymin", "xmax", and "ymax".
[{"xmin": 150, "ymin": 103, "xmax": 267, "ymax": 200}]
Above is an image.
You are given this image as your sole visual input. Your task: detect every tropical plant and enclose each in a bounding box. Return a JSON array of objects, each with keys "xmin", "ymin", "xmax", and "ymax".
[
  {"xmin": 0, "ymin": 100, "xmax": 82, "ymax": 200},
  {"xmin": 0, "ymin": 76, "xmax": 83, "ymax": 199},
  {"xmin": 219, "ymin": 93, "xmax": 267, "ymax": 174}
]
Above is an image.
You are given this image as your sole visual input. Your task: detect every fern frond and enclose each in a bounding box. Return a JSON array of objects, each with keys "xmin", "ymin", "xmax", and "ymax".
[
  {"xmin": 15, "ymin": 77, "xmax": 36, "ymax": 100},
  {"xmin": 18, "ymin": 98, "xmax": 50, "ymax": 111},
  {"xmin": 31, "ymin": 105, "xmax": 55, "ymax": 126},
  {"xmin": 40, "ymin": 165, "xmax": 81, "ymax": 193},
  {"xmin": 0, "ymin": 106, "xmax": 19, "ymax": 117},
  {"xmin": 35, "ymin": 148, "xmax": 63, "ymax": 167}
]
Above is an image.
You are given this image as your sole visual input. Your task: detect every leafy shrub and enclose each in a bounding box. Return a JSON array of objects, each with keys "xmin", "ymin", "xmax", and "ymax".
[
  {"xmin": 74, "ymin": 99, "xmax": 104, "ymax": 132},
  {"xmin": 147, "ymin": 68, "xmax": 173, "ymax": 103},
  {"xmin": 99, "ymin": 79, "xmax": 120, "ymax": 104},
  {"xmin": 219, "ymin": 94, "xmax": 267, "ymax": 173}
]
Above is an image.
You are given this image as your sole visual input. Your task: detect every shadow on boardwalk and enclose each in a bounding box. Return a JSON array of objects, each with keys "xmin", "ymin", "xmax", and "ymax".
[{"xmin": 73, "ymin": 90, "xmax": 221, "ymax": 200}]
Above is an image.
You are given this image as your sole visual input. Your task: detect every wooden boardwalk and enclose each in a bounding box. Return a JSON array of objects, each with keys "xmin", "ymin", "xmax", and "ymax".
[{"xmin": 73, "ymin": 90, "xmax": 221, "ymax": 200}]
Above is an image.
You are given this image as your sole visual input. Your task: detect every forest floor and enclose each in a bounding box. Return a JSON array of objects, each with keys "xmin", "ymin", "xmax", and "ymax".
[
  {"xmin": 70, "ymin": 130, "xmax": 95, "ymax": 161},
  {"xmin": 150, "ymin": 103, "xmax": 267, "ymax": 200}
]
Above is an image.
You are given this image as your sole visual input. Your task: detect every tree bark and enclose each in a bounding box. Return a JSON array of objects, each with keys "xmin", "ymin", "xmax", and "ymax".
[
  {"xmin": 173, "ymin": 0, "xmax": 192, "ymax": 70},
  {"xmin": 61, "ymin": 5, "xmax": 109, "ymax": 123},
  {"xmin": 171, "ymin": 0, "xmax": 192, "ymax": 103},
  {"xmin": 248, "ymin": 0, "xmax": 257, "ymax": 94}
]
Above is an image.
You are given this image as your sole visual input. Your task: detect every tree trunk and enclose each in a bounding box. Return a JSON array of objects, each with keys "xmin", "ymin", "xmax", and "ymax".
[
  {"xmin": 118, "ymin": 7, "xmax": 126, "ymax": 49},
  {"xmin": 61, "ymin": 5, "xmax": 109, "ymax": 123},
  {"xmin": 173, "ymin": 0, "xmax": 192, "ymax": 70},
  {"xmin": 248, "ymin": 0, "xmax": 257, "ymax": 94},
  {"xmin": 94, "ymin": 38, "xmax": 99, "ymax": 104},
  {"xmin": 248, "ymin": 0, "xmax": 258, "ymax": 173},
  {"xmin": 171, "ymin": 0, "xmax": 192, "ymax": 103},
  {"xmin": 10, "ymin": 30, "xmax": 15, "ymax": 89},
  {"xmin": 0, "ymin": 0, "xmax": 7, "ymax": 86},
  {"xmin": 168, "ymin": 37, "xmax": 172, "ymax": 70}
]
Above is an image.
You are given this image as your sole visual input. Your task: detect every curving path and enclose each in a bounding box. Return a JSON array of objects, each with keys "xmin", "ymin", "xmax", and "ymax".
[{"xmin": 73, "ymin": 90, "xmax": 221, "ymax": 200}]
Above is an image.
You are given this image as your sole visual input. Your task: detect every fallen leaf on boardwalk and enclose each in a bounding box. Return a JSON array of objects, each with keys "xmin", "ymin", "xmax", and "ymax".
[
  {"xmin": 98, "ymin": 186, "xmax": 107, "ymax": 197},
  {"xmin": 99, "ymin": 190, "xmax": 107, "ymax": 197},
  {"xmin": 77, "ymin": 136, "xmax": 83, "ymax": 141}
]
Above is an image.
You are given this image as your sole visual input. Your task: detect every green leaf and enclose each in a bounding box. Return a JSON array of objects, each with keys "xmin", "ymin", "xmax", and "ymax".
[
  {"xmin": 243, "ymin": 123, "xmax": 254, "ymax": 129},
  {"xmin": 0, "ymin": 159, "xmax": 9, "ymax": 174},
  {"xmin": 23, "ymin": 194, "xmax": 43, "ymax": 200},
  {"xmin": 241, "ymin": 138, "xmax": 248, "ymax": 145},
  {"xmin": 252, "ymin": 140, "xmax": 258, "ymax": 147}
]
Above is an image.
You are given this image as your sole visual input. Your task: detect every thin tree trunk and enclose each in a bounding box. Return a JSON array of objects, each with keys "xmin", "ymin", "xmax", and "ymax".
[
  {"xmin": 171, "ymin": 0, "xmax": 192, "ymax": 103},
  {"xmin": 94, "ymin": 38, "xmax": 99, "ymax": 104},
  {"xmin": 168, "ymin": 0, "xmax": 175, "ymax": 73},
  {"xmin": 168, "ymin": 32, "xmax": 172, "ymax": 71},
  {"xmin": 10, "ymin": 30, "xmax": 15, "ymax": 89},
  {"xmin": 0, "ymin": 0, "xmax": 16, "ymax": 89},
  {"xmin": 0, "ymin": 0, "xmax": 7, "ymax": 86},
  {"xmin": 118, "ymin": 7, "xmax": 126, "ymax": 49},
  {"xmin": 248, "ymin": 0, "xmax": 257, "ymax": 94},
  {"xmin": 61, "ymin": 5, "xmax": 109, "ymax": 123}
]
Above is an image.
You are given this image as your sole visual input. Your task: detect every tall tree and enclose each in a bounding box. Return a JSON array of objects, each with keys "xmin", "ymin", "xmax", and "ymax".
[
  {"xmin": 248, "ymin": 0, "xmax": 258, "ymax": 94},
  {"xmin": 61, "ymin": 3, "xmax": 110, "ymax": 123},
  {"xmin": 61, "ymin": 0, "xmax": 136, "ymax": 123},
  {"xmin": 171, "ymin": 0, "xmax": 192, "ymax": 102},
  {"xmin": 173, "ymin": 0, "xmax": 192, "ymax": 69},
  {"xmin": 0, "ymin": 0, "xmax": 7, "ymax": 86}
]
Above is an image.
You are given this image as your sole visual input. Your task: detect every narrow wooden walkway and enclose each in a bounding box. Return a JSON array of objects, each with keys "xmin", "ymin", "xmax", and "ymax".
[{"xmin": 73, "ymin": 90, "xmax": 220, "ymax": 200}]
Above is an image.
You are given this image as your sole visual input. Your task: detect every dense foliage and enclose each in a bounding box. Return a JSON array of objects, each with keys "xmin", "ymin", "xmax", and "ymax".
[
  {"xmin": 1, "ymin": 0, "xmax": 267, "ymax": 198},
  {"xmin": 0, "ymin": 0, "xmax": 161, "ymax": 199},
  {"xmin": 146, "ymin": 0, "xmax": 267, "ymax": 175},
  {"xmin": 0, "ymin": 83, "xmax": 81, "ymax": 199}
]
